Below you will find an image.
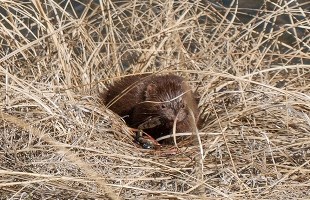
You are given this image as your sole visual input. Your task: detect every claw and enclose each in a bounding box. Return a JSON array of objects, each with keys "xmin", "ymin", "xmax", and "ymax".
[{"xmin": 133, "ymin": 129, "xmax": 161, "ymax": 149}]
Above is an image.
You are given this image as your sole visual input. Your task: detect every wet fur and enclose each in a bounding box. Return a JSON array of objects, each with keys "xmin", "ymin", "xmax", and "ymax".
[{"xmin": 102, "ymin": 74, "xmax": 199, "ymax": 140}]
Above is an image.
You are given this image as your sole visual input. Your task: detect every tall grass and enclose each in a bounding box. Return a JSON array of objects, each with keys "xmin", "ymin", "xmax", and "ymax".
[{"xmin": 0, "ymin": 0, "xmax": 309, "ymax": 199}]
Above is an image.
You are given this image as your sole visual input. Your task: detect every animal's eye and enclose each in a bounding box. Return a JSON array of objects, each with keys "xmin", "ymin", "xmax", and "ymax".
[
  {"xmin": 161, "ymin": 104, "xmax": 166, "ymax": 109},
  {"xmin": 181, "ymin": 103, "xmax": 185, "ymax": 109}
]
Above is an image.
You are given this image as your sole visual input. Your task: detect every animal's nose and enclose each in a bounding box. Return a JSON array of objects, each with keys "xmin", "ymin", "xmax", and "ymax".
[{"xmin": 175, "ymin": 111, "xmax": 183, "ymax": 122}]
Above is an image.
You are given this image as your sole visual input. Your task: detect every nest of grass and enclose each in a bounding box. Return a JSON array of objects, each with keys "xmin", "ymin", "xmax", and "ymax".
[{"xmin": 1, "ymin": 0, "xmax": 309, "ymax": 199}]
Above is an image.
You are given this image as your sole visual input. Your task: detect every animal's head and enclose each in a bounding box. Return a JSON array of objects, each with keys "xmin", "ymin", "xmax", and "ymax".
[{"xmin": 145, "ymin": 82, "xmax": 190, "ymax": 123}]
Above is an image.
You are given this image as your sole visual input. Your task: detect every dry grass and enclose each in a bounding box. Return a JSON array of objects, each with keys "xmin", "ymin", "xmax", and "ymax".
[{"xmin": 0, "ymin": 0, "xmax": 309, "ymax": 199}]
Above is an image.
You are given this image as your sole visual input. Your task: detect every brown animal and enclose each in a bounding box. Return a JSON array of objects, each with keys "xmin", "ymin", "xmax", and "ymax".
[{"xmin": 102, "ymin": 74, "xmax": 199, "ymax": 142}]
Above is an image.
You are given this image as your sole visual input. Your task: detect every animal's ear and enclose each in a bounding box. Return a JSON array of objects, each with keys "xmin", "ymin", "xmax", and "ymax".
[{"xmin": 146, "ymin": 83, "xmax": 157, "ymax": 98}]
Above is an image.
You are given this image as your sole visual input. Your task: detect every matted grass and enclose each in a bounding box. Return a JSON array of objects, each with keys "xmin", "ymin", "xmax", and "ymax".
[{"xmin": 0, "ymin": 0, "xmax": 309, "ymax": 199}]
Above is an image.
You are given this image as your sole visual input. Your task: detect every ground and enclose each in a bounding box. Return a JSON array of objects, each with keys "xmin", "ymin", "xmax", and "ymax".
[{"xmin": 0, "ymin": 0, "xmax": 309, "ymax": 199}]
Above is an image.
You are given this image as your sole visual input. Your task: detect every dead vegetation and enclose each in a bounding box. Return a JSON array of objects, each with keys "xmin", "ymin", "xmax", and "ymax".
[{"xmin": 0, "ymin": 0, "xmax": 309, "ymax": 199}]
